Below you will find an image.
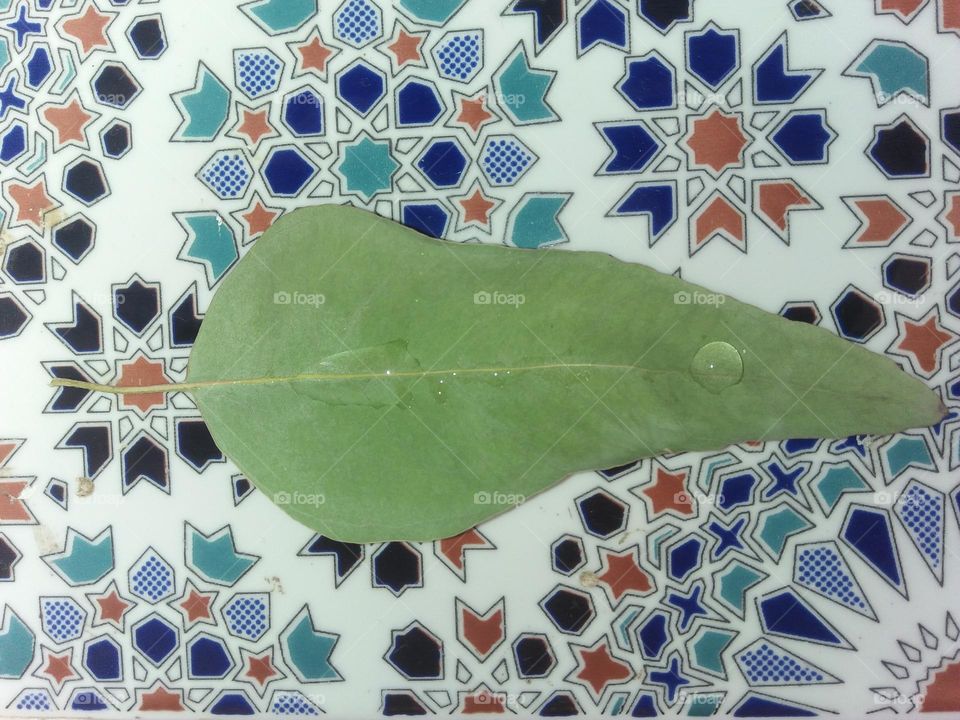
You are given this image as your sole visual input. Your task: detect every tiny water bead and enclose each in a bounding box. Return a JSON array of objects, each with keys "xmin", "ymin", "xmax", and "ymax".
[{"xmin": 690, "ymin": 341, "xmax": 744, "ymax": 393}]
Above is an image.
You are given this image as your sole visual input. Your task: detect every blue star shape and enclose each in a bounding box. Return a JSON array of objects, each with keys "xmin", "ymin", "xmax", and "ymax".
[
  {"xmin": 760, "ymin": 458, "xmax": 809, "ymax": 501},
  {"xmin": 647, "ymin": 654, "xmax": 691, "ymax": 705},
  {"xmin": 664, "ymin": 582, "xmax": 709, "ymax": 632},
  {"xmin": 703, "ymin": 513, "xmax": 749, "ymax": 560},
  {"xmin": 5, "ymin": 3, "xmax": 44, "ymax": 50},
  {"xmin": 0, "ymin": 74, "xmax": 27, "ymax": 120}
]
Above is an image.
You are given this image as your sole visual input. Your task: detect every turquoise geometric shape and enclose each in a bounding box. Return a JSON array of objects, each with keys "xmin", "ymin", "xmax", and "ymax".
[
  {"xmin": 171, "ymin": 64, "xmax": 230, "ymax": 141},
  {"xmin": 241, "ymin": 0, "xmax": 317, "ymax": 34},
  {"xmin": 186, "ymin": 523, "xmax": 258, "ymax": 586},
  {"xmin": 753, "ymin": 503, "xmax": 812, "ymax": 561},
  {"xmin": 0, "ymin": 36, "xmax": 9, "ymax": 74},
  {"xmin": 176, "ymin": 212, "xmax": 239, "ymax": 286},
  {"xmin": 397, "ymin": 0, "xmax": 467, "ymax": 25},
  {"xmin": 847, "ymin": 40, "xmax": 929, "ymax": 106},
  {"xmin": 735, "ymin": 639, "xmax": 838, "ymax": 686},
  {"xmin": 712, "ymin": 560, "xmax": 766, "ymax": 618},
  {"xmin": 280, "ymin": 606, "xmax": 341, "ymax": 682},
  {"xmin": 43, "ymin": 528, "xmax": 113, "ymax": 586},
  {"xmin": 334, "ymin": 134, "xmax": 399, "ymax": 201},
  {"xmin": 493, "ymin": 44, "xmax": 558, "ymax": 125},
  {"xmin": 883, "ymin": 435, "xmax": 935, "ymax": 479},
  {"xmin": 0, "ymin": 608, "xmax": 34, "ymax": 679},
  {"xmin": 506, "ymin": 193, "xmax": 570, "ymax": 248},
  {"xmin": 812, "ymin": 461, "xmax": 869, "ymax": 514},
  {"xmin": 687, "ymin": 626, "xmax": 737, "ymax": 678}
]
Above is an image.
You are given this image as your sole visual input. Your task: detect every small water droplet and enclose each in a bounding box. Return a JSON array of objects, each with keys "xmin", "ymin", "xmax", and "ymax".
[{"xmin": 690, "ymin": 341, "xmax": 743, "ymax": 393}]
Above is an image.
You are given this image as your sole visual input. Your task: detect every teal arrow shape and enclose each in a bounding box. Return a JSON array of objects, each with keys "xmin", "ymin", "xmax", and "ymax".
[
  {"xmin": 242, "ymin": 0, "xmax": 316, "ymax": 33},
  {"xmin": 176, "ymin": 212, "xmax": 238, "ymax": 285},
  {"xmin": 186, "ymin": 523, "xmax": 258, "ymax": 586},
  {"xmin": 43, "ymin": 528, "xmax": 113, "ymax": 586},
  {"xmin": 0, "ymin": 608, "xmax": 34, "ymax": 678},
  {"xmin": 847, "ymin": 40, "xmax": 929, "ymax": 106},
  {"xmin": 507, "ymin": 193, "xmax": 570, "ymax": 248},
  {"xmin": 494, "ymin": 44, "xmax": 558, "ymax": 125},
  {"xmin": 397, "ymin": 0, "xmax": 467, "ymax": 25},
  {"xmin": 281, "ymin": 606, "xmax": 341, "ymax": 682},
  {"xmin": 171, "ymin": 64, "xmax": 231, "ymax": 141}
]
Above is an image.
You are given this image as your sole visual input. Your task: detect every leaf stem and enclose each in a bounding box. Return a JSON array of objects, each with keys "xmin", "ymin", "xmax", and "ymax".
[{"xmin": 49, "ymin": 362, "xmax": 657, "ymax": 396}]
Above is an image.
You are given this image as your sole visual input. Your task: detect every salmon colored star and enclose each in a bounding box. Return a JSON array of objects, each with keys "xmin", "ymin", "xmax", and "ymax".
[
  {"xmin": 3, "ymin": 177, "xmax": 60, "ymax": 232},
  {"xmin": 638, "ymin": 464, "xmax": 695, "ymax": 518},
  {"xmin": 242, "ymin": 199, "xmax": 280, "ymax": 238},
  {"xmin": 40, "ymin": 94, "xmax": 98, "ymax": 149},
  {"xmin": 35, "ymin": 648, "xmax": 79, "ymax": 692},
  {"xmin": 58, "ymin": 1, "xmax": 115, "ymax": 58},
  {"xmin": 229, "ymin": 103, "xmax": 277, "ymax": 151},
  {"xmin": 454, "ymin": 182, "xmax": 501, "ymax": 231},
  {"xmin": 940, "ymin": 191, "xmax": 960, "ymax": 241},
  {"xmin": 596, "ymin": 547, "xmax": 654, "ymax": 606},
  {"xmin": 567, "ymin": 638, "xmax": 634, "ymax": 702},
  {"xmin": 388, "ymin": 28, "xmax": 423, "ymax": 65},
  {"xmin": 892, "ymin": 310, "xmax": 956, "ymax": 377},
  {"xmin": 245, "ymin": 651, "xmax": 279, "ymax": 686},
  {"xmin": 116, "ymin": 354, "xmax": 169, "ymax": 415},
  {"xmin": 682, "ymin": 107, "xmax": 750, "ymax": 177},
  {"xmin": 87, "ymin": 581, "xmax": 134, "ymax": 629},
  {"xmin": 288, "ymin": 28, "xmax": 339, "ymax": 78}
]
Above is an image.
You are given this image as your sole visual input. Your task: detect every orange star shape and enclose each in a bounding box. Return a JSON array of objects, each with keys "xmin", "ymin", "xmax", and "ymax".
[
  {"xmin": 137, "ymin": 682, "xmax": 185, "ymax": 711},
  {"xmin": 458, "ymin": 96, "xmax": 494, "ymax": 133},
  {"xmin": 596, "ymin": 547, "xmax": 654, "ymax": 605},
  {"xmin": 242, "ymin": 198, "xmax": 280, "ymax": 238},
  {"xmin": 40, "ymin": 95, "xmax": 97, "ymax": 149},
  {"xmin": 180, "ymin": 588, "xmax": 214, "ymax": 623},
  {"xmin": 245, "ymin": 651, "xmax": 279, "ymax": 686},
  {"xmin": 88, "ymin": 581, "xmax": 134, "ymax": 629},
  {"xmin": 4, "ymin": 178, "xmax": 59, "ymax": 231},
  {"xmin": 231, "ymin": 104, "xmax": 277, "ymax": 150},
  {"xmin": 454, "ymin": 182, "xmax": 501, "ymax": 231},
  {"xmin": 116, "ymin": 354, "xmax": 169, "ymax": 415},
  {"xmin": 894, "ymin": 310, "xmax": 956, "ymax": 377},
  {"xmin": 36, "ymin": 648, "xmax": 79, "ymax": 692},
  {"xmin": 638, "ymin": 465, "xmax": 695, "ymax": 518},
  {"xmin": 569, "ymin": 638, "xmax": 634, "ymax": 701},
  {"xmin": 289, "ymin": 28, "xmax": 339, "ymax": 78},
  {"xmin": 388, "ymin": 28, "xmax": 424, "ymax": 66},
  {"xmin": 59, "ymin": 1, "xmax": 115, "ymax": 58},
  {"xmin": 683, "ymin": 107, "xmax": 750, "ymax": 177}
]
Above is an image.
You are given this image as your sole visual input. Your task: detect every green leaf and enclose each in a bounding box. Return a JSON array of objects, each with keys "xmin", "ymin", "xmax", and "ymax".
[{"xmin": 183, "ymin": 205, "xmax": 942, "ymax": 543}]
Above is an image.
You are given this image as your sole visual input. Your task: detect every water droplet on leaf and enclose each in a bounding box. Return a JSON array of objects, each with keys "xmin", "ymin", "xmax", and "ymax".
[{"xmin": 690, "ymin": 341, "xmax": 743, "ymax": 393}]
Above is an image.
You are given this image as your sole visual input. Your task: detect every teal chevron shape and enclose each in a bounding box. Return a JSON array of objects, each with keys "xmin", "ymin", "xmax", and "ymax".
[
  {"xmin": 186, "ymin": 523, "xmax": 258, "ymax": 586},
  {"xmin": 177, "ymin": 212, "xmax": 238, "ymax": 284},
  {"xmin": 44, "ymin": 528, "xmax": 113, "ymax": 586},
  {"xmin": 172, "ymin": 64, "xmax": 230, "ymax": 141},
  {"xmin": 494, "ymin": 45, "xmax": 558, "ymax": 125},
  {"xmin": 0, "ymin": 36, "xmax": 9, "ymax": 74},
  {"xmin": 884, "ymin": 435, "xmax": 935, "ymax": 478},
  {"xmin": 688, "ymin": 626, "xmax": 737, "ymax": 677},
  {"xmin": 713, "ymin": 560, "xmax": 766, "ymax": 617},
  {"xmin": 242, "ymin": 0, "xmax": 316, "ymax": 33},
  {"xmin": 813, "ymin": 462, "xmax": 868, "ymax": 514},
  {"xmin": 398, "ymin": 0, "xmax": 467, "ymax": 25},
  {"xmin": 0, "ymin": 608, "xmax": 34, "ymax": 679},
  {"xmin": 507, "ymin": 194, "xmax": 570, "ymax": 248},
  {"xmin": 282, "ymin": 607, "xmax": 341, "ymax": 681},
  {"xmin": 754, "ymin": 504, "xmax": 811, "ymax": 561},
  {"xmin": 849, "ymin": 41, "xmax": 928, "ymax": 105}
]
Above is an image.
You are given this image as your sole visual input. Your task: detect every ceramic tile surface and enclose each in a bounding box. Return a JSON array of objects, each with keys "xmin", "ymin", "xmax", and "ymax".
[{"xmin": 2, "ymin": 0, "xmax": 960, "ymax": 716}]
